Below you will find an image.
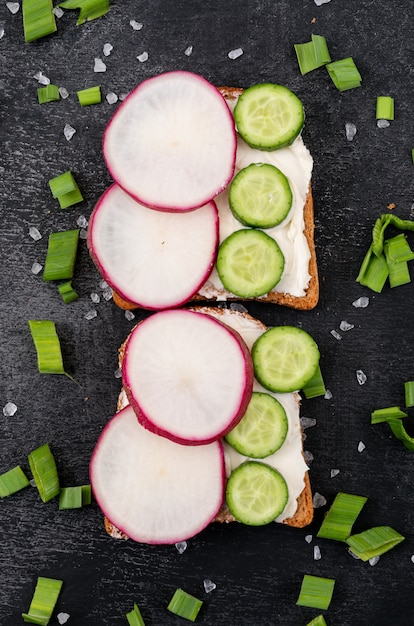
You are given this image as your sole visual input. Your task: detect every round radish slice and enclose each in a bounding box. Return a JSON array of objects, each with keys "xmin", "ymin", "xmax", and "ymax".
[
  {"xmin": 87, "ymin": 185, "xmax": 219, "ymax": 310},
  {"xmin": 123, "ymin": 309, "xmax": 254, "ymax": 444},
  {"xmin": 103, "ymin": 71, "xmax": 237, "ymax": 211},
  {"xmin": 90, "ymin": 406, "xmax": 225, "ymax": 544}
]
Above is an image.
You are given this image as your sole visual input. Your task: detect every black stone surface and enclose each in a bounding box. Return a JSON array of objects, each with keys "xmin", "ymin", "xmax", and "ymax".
[{"xmin": 1, "ymin": 1, "xmax": 414, "ymax": 625}]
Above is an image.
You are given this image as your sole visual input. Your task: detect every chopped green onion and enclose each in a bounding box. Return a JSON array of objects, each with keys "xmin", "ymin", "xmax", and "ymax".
[
  {"xmin": 296, "ymin": 574, "xmax": 335, "ymax": 611},
  {"xmin": 126, "ymin": 602, "xmax": 146, "ymax": 626},
  {"xmin": 22, "ymin": 576, "xmax": 63, "ymax": 625},
  {"xmin": 317, "ymin": 492, "xmax": 368, "ymax": 542},
  {"xmin": 306, "ymin": 616, "xmax": 328, "ymax": 626},
  {"xmin": 22, "ymin": 0, "xmax": 57, "ymax": 43},
  {"xmin": 58, "ymin": 280, "xmax": 79, "ymax": 304},
  {"xmin": 404, "ymin": 381, "xmax": 414, "ymax": 407},
  {"xmin": 43, "ymin": 230, "xmax": 80, "ymax": 281},
  {"xmin": 0, "ymin": 466, "xmax": 30, "ymax": 497},
  {"xmin": 376, "ymin": 96, "xmax": 394, "ymax": 120},
  {"xmin": 167, "ymin": 589, "xmax": 203, "ymax": 622},
  {"xmin": 59, "ymin": 484, "xmax": 91, "ymax": 509},
  {"xmin": 384, "ymin": 233, "xmax": 414, "ymax": 263},
  {"xmin": 294, "ymin": 34, "xmax": 331, "ymax": 75},
  {"xmin": 59, "ymin": 0, "xmax": 110, "ymax": 25},
  {"xmin": 302, "ymin": 364, "xmax": 326, "ymax": 399},
  {"xmin": 77, "ymin": 85, "xmax": 102, "ymax": 106},
  {"xmin": 387, "ymin": 258, "xmax": 411, "ymax": 288},
  {"xmin": 28, "ymin": 320, "xmax": 66, "ymax": 375},
  {"xmin": 81, "ymin": 484, "xmax": 92, "ymax": 504},
  {"xmin": 371, "ymin": 406, "xmax": 407, "ymax": 424},
  {"xmin": 346, "ymin": 526, "xmax": 405, "ymax": 561},
  {"xmin": 37, "ymin": 84, "xmax": 60, "ymax": 104},
  {"xmin": 372, "ymin": 213, "xmax": 414, "ymax": 257},
  {"xmin": 28, "ymin": 443, "xmax": 60, "ymax": 503},
  {"xmin": 356, "ymin": 244, "xmax": 389, "ymax": 292},
  {"xmin": 49, "ymin": 171, "xmax": 83, "ymax": 209},
  {"xmin": 412, "ymin": 148, "xmax": 414, "ymax": 165},
  {"xmin": 326, "ymin": 57, "xmax": 362, "ymax": 91},
  {"xmin": 387, "ymin": 418, "xmax": 414, "ymax": 451}
]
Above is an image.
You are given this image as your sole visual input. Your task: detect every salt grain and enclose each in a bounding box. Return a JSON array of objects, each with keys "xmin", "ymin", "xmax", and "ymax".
[
  {"xmin": 34, "ymin": 71, "xmax": 50, "ymax": 85},
  {"xmin": 102, "ymin": 287, "xmax": 113, "ymax": 301},
  {"xmin": 94, "ymin": 57, "xmax": 107, "ymax": 73},
  {"xmin": 90, "ymin": 292, "xmax": 100, "ymax": 304},
  {"xmin": 137, "ymin": 51, "xmax": 149, "ymax": 63},
  {"xmin": 369, "ymin": 556, "xmax": 380, "ymax": 566},
  {"xmin": 330, "ymin": 329, "xmax": 342, "ymax": 340},
  {"xmin": 175, "ymin": 541, "xmax": 187, "ymax": 554},
  {"xmin": 79, "ymin": 229, "xmax": 88, "ymax": 240},
  {"xmin": 340, "ymin": 320, "xmax": 354, "ymax": 331},
  {"xmin": 119, "ymin": 93, "xmax": 129, "ymax": 101},
  {"xmin": 99, "ymin": 279, "xmax": 109, "ymax": 289},
  {"xmin": 229, "ymin": 303, "xmax": 248, "ymax": 313},
  {"xmin": 312, "ymin": 492, "xmax": 327, "ymax": 508},
  {"xmin": 0, "ymin": 28, "xmax": 5, "ymax": 39},
  {"xmin": 29, "ymin": 226, "xmax": 42, "ymax": 241},
  {"xmin": 6, "ymin": 2, "xmax": 20, "ymax": 14},
  {"xmin": 76, "ymin": 215, "xmax": 88, "ymax": 229},
  {"xmin": 57, "ymin": 613, "xmax": 70, "ymax": 625},
  {"xmin": 377, "ymin": 119, "xmax": 390, "ymax": 128},
  {"xmin": 31, "ymin": 262, "xmax": 43, "ymax": 275},
  {"xmin": 330, "ymin": 468, "xmax": 340, "ymax": 478},
  {"xmin": 356, "ymin": 369, "xmax": 367, "ymax": 385},
  {"xmin": 184, "ymin": 45, "xmax": 193, "ymax": 56},
  {"xmin": 304, "ymin": 450, "xmax": 314, "ymax": 464},
  {"xmin": 314, "ymin": 545, "xmax": 322, "ymax": 560},
  {"xmin": 358, "ymin": 440, "xmax": 366, "ymax": 453},
  {"xmin": 103, "ymin": 43, "xmax": 113, "ymax": 56},
  {"xmin": 106, "ymin": 91, "xmax": 118, "ymax": 105},
  {"xmin": 203, "ymin": 579, "xmax": 216, "ymax": 593},
  {"xmin": 130, "ymin": 19, "xmax": 143, "ymax": 30},
  {"xmin": 348, "ymin": 548, "xmax": 360, "ymax": 560},
  {"xmin": 114, "ymin": 367, "xmax": 122, "ymax": 379},
  {"xmin": 63, "ymin": 124, "xmax": 76, "ymax": 141},
  {"xmin": 324, "ymin": 389, "xmax": 333, "ymax": 400},
  {"xmin": 352, "ymin": 296, "xmax": 369, "ymax": 308},
  {"xmin": 228, "ymin": 47, "xmax": 243, "ymax": 60},
  {"xmin": 125, "ymin": 310, "xmax": 135, "ymax": 321},
  {"xmin": 314, "ymin": 0, "xmax": 331, "ymax": 4},
  {"xmin": 411, "ymin": 555, "xmax": 414, "ymax": 564},
  {"xmin": 3, "ymin": 402, "xmax": 17, "ymax": 417},
  {"xmin": 345, "ymin": 122, "xmax": 357, "ymax": 141},
  {"xmin": 84, "ymin": 309, "xmax": 98, "ymax": 320},
  {"xmin": 300, "ymin": 417, "xmax": 317, "ymax": 429},
  {"xmin": 53, "ymin": 6, "xmax": 64, "ymax": 18},
  {"xmin": 59, "ymin": 87, "xmax": 69, "ymax": 99},
  {"xmin": 305, "ymin": 534, "xmax": 313, "ymax": 543}
]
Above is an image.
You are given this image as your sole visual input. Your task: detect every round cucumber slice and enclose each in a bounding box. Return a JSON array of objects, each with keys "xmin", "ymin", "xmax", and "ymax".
[
  {"xmin": 226, "ymin": 461, "xmax": 288, "ymax": 525},
  {"xmin": 216, "ymin": 229, "xmax": 284, "ymax": 298},
  {"xmin": 252, "ymin": 326, "xmax": 320, "ymax": 393},
  {"xmin": 234, "ymin": 83, "xmax": 304, "ymax": 150},
  {"xmin": 229, "ymin": 163, "xmax": 293, "ymax": 229},
  {"xmin": 225, "ymin": 392, "xmax": 288, "ymax": 458}
]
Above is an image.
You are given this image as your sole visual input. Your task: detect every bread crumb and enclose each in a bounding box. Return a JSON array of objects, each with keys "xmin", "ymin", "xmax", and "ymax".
[
  {"xmin": 311, "ymin": 17, "xmax": 317, "ymax": 23},
  {"xmin": 387, "ymin": 203, "xmax": 396, "ymax": 210}
]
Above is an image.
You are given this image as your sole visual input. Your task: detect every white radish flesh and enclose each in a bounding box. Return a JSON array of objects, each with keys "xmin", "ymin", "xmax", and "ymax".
[
  {"xmin": 88, "ymin": 184, "xmax": 218, "ymax": 310},
  {"xmin": 123, "ymin": 309, "xmax": 254, "ymax": 444},
  {"xmin": 90, "ymin": 406, "xmax": 225, "ymax": 544},
  {"xmin": 103, "ymin": 71, "xmax": 237, "ymax": 211}
]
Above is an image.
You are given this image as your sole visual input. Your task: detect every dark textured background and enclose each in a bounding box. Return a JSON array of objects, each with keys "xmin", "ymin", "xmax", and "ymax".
[{"xmin": 1, "ymin": 1, "xmax": 414, "ymax": 624}]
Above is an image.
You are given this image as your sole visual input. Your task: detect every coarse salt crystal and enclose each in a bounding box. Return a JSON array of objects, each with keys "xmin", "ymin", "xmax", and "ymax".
[
  {"xmin": 103, "ymin": 43, "xmax": 113, "ymax": 56},
  {"xmin": 305, "ymin": 534, "xmax": 313, "ymax": 543},
  {"xmin": 57, "ymin": 613, "xmax": 70, "ymax": 625},
  {"xmin": 352, "ymin": 296, "xmax": 369, "ymax": 308},
  {"xmin": 6, "ymin": 2, "xmax": 20, "ymax": 14},
  {"xmin": 377, "ymin": 119, "xmax": 390, "ymax": 128},
  {"xmin": 330, "ymin": 468, "xmax": 340, "ymax": 478},
  {"xmin": 125, "ymin": 310, "xmax": 135, "ymax": 321},
  {"xmin": 119, "ymin": 92, "xmax": 129, "ymax": 101},
  {"xmin": 345, "ymin": 122, "xmax": 357, "ymax": 141},
  {"xmin": 300, "ymin": 417, "xmax": 316, "ymax": 429},
  {"xmin": 94, "ymin": 57, "xmax": 107, "ymax": 73},
  {"xmin": 184, "ymin": 45, "xmax": 193, "ymax": 56},
  {"xmin": 53, "ymin": 6, "xmax": 64, "ymax": 18},
  {"xmin": 30, "ymin": 478, "xmax": 37, "ymax": 487},
  {"xmin": 99, "ymin": 279, "xmax": 109, "ymax": 289},
  {"xmin": 330, "ymin": 329, "xmax": 342, "ymax": 340},
  {"xmin": 64, "ymin": 124, "xmax": 76, "ymax": 141},
  {"xmin": 34, "ymin": 71, "xmax": 50, "ymax": 85},
  {"xmin": 229, "ymin": 303, "xmax": 248, "ymax": 313},
  {"xmin": 114, "ymin": 367, "xmax": 122, "ymax": 379},
  {"xmin": 348, "ymin": 548, "xmax": 360, "ymax": 560},
  {"xmin": 106, "ymin": 92, "xmax": 118, "ymax": 105},
  {"xmin": 369, "ymin": 556, "xmax": 380, "ymax": 566},
  {"xmin": 90, "ymin": 292, "xmax": 100, "ymax": 304},
  {"xmin": 340, "ymin": 320, "xmax": 354, "ymax": 331},
  {"xmin": 175, "ymin": 541, "xmax": 187, "ymax": 554},
  {"xmin": 3, "ymin": 402, "xmax": 17, "ymax": 417},
  {"xmin": 312, "ymin": 492, "xmax": 327, "ymax": 508},
  {"xmin": 29, "ymin": 226, "xmax": 42, "ymax": 241},
  {"xmin": 0, "ymin": 28, "xmax": 5, "ymax": 39},
  {"xmin": 356, "ymin": 369, "xmax": 367, "ymax": 385},
  {"xmin": 304, "ymin": 450, "xmax": 314, "ymax": 464},
  {"xmin": 203, "ymin": 579, "xmax": 216, "ymax": 593},
  {"xmin": 102, "ymin": 287, "xmax": 113, "ymax": 301},
  {"xmin": 59, "ymin": 87, "xmax": 69, "ymax": 99},
  {"xmin": 324, "ymin": 389, "xmax": 333, "ymax": 400},
  {"xmin": 137, "ymin": 51, "xmax": 149, "ymax": 63},
  {"xmin": 130, "ymin": 19, "xmax": 143, "ymax": 30},
  {"xmin": 79, "ymin": 229, "xmax": 88, "ymax": 240},
  {"xmin": 31, "ymin": 262, "xmax": 43, "ymax": 275},
  {"xmin": 228, "ymin": 47, "xmax": 243, "ymax": 60},
  {"xmin": 358, "ymin": 441, "xmax": 366, "ymax": 453},
  {"xmin": 76, "ymin": 215, "xmax": 88, "ymax": 229},
  {"xmin": 314, "ymin": 0, "xmax": 331, "ymax": 4},
  {"xmin": 314, "ymin": 545, "xmax": 322, "ymax": 560},
  {"xmin": 84, "ymin": 309, "xmax": 98, "ymax": 320},
  {"xmin": 411, "ymin": 555, "xmax": 414, "ymax": 564}
]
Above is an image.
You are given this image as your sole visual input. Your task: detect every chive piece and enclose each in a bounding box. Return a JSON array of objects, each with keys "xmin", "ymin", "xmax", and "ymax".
[
  {"xmin": 302, "ymin": 364, "xmax": 326, "ymax": 399},
  {"xmin": 58, "ymin": 485, "xmax": 91, "ymax": 509},
  {"xmin": 22, "ymin": 576, "xmax": 63, "ymax": 625},
  {"xmin": 404, "ymin": 381, "xmax": 414, "ymax": 407},
  {"xmin": 43, "ymin": 230, "xmax": 80, "ymax": 281},
  {"xmin": 376, "ymin": 96, "xmax": 394, "ymax": 120},
  {"xmin": 126, "ymin": 602, "xmax": 146, "ymax": 626},
  {"xmin": 28, "ymin": 320, "xmax": 66, "ymax": 375},
  {"xmin": 58, "ymin": 280, "xmax": 79, "ymax": 304},
  {"xmin": 387, "ymin": 418, "xmax": 414, "ymax": 451},
  {"xmin": 77, "ymin": 85, "xmax": 102, "ymax": 106},
  {"xmin": 384, "ymin": 233, "xmax": 414, "ymax": 263},
  {"xmin": 296, "ymin": 574, "xmax": 335, "ymax": 611},
  {"xmin": 28, "ymin": 443, "xmax": 60, "ymax": 503},
  {"xmin": 387, "ymin": 259, "xmax": 411, "ymax": 288},
  {"xmin": 81, "ymin": 484, "xmax": 92, "ymax": 505},
  {"xmin": 371, "ymin": 406, "xmax": 407, "ymax": 424},
  {"xmin": 49, "ymin": 171, "xmax": 83, "ymax": 209},
  {"xmin": 372, "ymin": 213, "xmax": 414, "ymax": 257},
  {"xmin": 0, "ymin": 466, "xmax": 30, "ymax": 497},
  {"xmin": 58, "ymin": 0, "xmax": 110, "ymax": 25},
  {"xmin": 306, "ymin": 616, "xmax": 327, "ymax": 626},
  {"xmin": 317, "ymin": 492, "xmax": 368, "ymax": 541},
  {"xmin": 326, "ymin": 57, "xmax": 362, "ymax": 91},
  {"xmin": 22, "ymin": 0, "xmax": 57, "ymax": 43},
  {"xmin": 346, "ymin": 526, "xmax": 405, "ymax": 561},
  {"xmin": 355, "ymin": 245, "xmax": 389, "ymax": 292},
  {"xmin": 167, "ymin": 589, "xmax": 203, "ymax": 622},
  {"xmin": 37, "ymin": 84, "xmax": 60, "ymax": 104},
  {"xmin": 412, "ymin": 148, "xmax": 414, "ymax": 165},
  {"xmin": 294, "ymin": 34, "xmax": 331, "ymax": 75}
]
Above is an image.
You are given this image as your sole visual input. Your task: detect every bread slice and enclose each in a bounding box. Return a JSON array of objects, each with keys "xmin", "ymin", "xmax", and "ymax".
[{"xmin": 102, "ymin": 306, "xmax": 313, "ymax": 541}]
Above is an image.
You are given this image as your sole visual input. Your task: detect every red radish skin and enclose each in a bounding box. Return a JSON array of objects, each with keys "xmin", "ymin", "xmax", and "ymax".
[
  {"xmin": 87, "ymin": 184, "xmax": 219, "ymax": 310},
  {"xmin": 90, "ymin": 406, "xmax": 225, "ymax": 544},
  {"xmin": 123, "ymin": 309, "xmax": 254, "ymax": 445},
  {"xmin": 103, "ymin": 71, "xmax": 237, "ymax": 212}
]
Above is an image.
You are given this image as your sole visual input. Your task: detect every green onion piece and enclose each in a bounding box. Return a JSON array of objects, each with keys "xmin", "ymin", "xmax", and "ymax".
[
  {"xmin": 28, "ymin": 443, "xmax": 60, "ymax": 503},
  {"xmin": 326, "ymin": 57, "xmax": 362, "ymax": 91},
  {"xmin": 81, "ymin": 484, "xmax": 92, "ymax": 504},
  {"xmin": 126, "ymin": 602, "xmax": 146, "ymax": 626},
  {"xmin": 306, "ymin": 616, "xmax": 328, "ymax": 626},
  {"xmin": 167, "ymin": 589, "xmax": 203, "ymax": 622},
  {"xmin": 376, "ymin": 96, "xmax": 394, "ymax": 120},
  {"xmin": 294, "ymin": 34, "xmax": 331, "ymax": 75},
  {"xmin": 77, "ymin": 85, "xmax": 102, "ymax": 106},
  {"xmin": 58, "ymin": 484, "xmax": 91, "ymax": 509},
  {"xmin": 28, "ymin": 320, "xmax": 66, "ymax": 375},
  {"xmin": 387, "ymin": 258, "xmax": 411, "ymax": 288},
  {"xmin": 302, "ymin": 364, "xmax": 326, "ymax": 399},
  {"xmin": 355, "ymin": 244, "xmax": 389, "ymax": 292},
  {"xmin": 0, "ymin": 466, "xmax": 30, "ymax": 497},
  {"xmin": 58, "ymin": 280, "xmax": 79, "ymax": 304},
  {"xmin": 317, "ymin": 492, "xmax": 368, "ymax": 542},
  {"xmin": 59, "ymin": 0, "xmax": 110, "ymax": 25},
  {"xmin": 372, "ymin": 214, "xmax": 392, "ymax": 257},
  {"xmin": 371, "ymin": 406, "xmax": 407, "ymax": 424},
  {"xmin": 43, "ymin": 230, "xmax": 80, "ymax": 281},
  {"xmin": 346, "ymin": 526, "xmax": 405, "ymax": 561},
  {"xmin": 49, "ymin": 171, "xmax": 83, "ymax": 209},
  {"xmin": 22, "ymin": 0, "xmax": 57, "ymax": 43},
  {"xmin": 404, "ymin": 381, "xmax": 414, "ymax": 407},
  {"xmin": 387, "ymin": 418, "xmax": 414, "ymax": 451},
  {"xmin": 37, "ymin": 84, "xmax": 60, "ymax": 104},
  {"xmin": 412, "ymin": 148, "xmax": 414, "ymax": 164},
  {"xmin": 296, "ymin": 574, "xmax": 335, "ymax": 611},
  {"xmin": 22, "ymin": 576, "xmax": 63, "ymax": 625},
  {"xmin": 384, "ymin": 233, "xmax": 414, "ymax": 263}
]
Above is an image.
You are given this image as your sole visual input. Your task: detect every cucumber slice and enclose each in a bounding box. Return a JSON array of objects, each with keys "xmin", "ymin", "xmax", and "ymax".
[
  {"xmin": 216, "ymin": 229, "xmax": 284, "ymax": 298},
  {"xmin": 229, "ymin": 163, "xmax": 293, "ymax": 229},
  {"xmin": 252, "ymin": 326, "xmax": 320, "ymax": 393},
  {"xmin": 225, "ymin": 392, "xmax": 288, "ymax": 458},
  {"xmin": 226, "ymin": 461, "xmax": 288, "ymax": 525},
  {"xmin": 234, "ymin": 83, "xmax": 304, "ymax": 150}
]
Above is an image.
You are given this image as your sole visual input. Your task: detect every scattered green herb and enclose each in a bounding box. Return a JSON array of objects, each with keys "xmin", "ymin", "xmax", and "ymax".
[
  {"xmin": 77, "ymin": 85, "xmax": 102, "ymax": 105},
  {"xmin": 376, "ymin": 96, "xmax": 394, "ymax": 120},
  {"xmin": 294, "ymin": 34, "xmax": 331, "ymax": 75},
  {"xmin": 0, "ymin": 466, "xmax": 30, "ymax": 497},
  {"xmin": 59, "ymin": 0, "xmax": 110, "ymax": 25},
  {"xmin": 43, "ymin": 230, "xmax": 80, "ymax": 281},
  {"xmin": 326, "ymin": 57, "xmax": 362, "ymax": 91},
  {"xmin": 22, "ymin": 0, "xmax": 57, "ymax": 43},
  {"xmin": 58, "ymin": 280, "xmax": 79, "ymax": 304},
  {"xmin": 126, "ymin": 602, "xmax": 146, "ymax": 626},
  {"xmin": 296, "ymin": 574, "xmax": 335, "ymax": 611},
  {"xmin": 28, "ymin": 443, "xmax": 60, "ymax": 503},
  {"xmin": 37, "ymin": 84, "xmax": 60, "ymax": 104},
  {"xmin": 49, "ymin": 171, "xmax": 83, "ymax": 209},
  {"xmin": 317, "ymin": 492, "xmax": 368, "ymax": 542},
  {"xmin": 22, "ymin": 576, "xmax": 63, "ymax": 625},
  {"xmin": 167, "ymin": 588, "xmax": 203, "ymax": 622},
  {"xmin": 346, "ymin": 526, "xmax": 405, "ymax": 561}
]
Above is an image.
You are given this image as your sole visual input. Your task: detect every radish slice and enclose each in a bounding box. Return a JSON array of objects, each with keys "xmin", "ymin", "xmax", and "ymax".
[
  {"xmin": 90, "ymin": 406, "xmax": 225, "ymax": 544},
  {"xmin": 103, "ymin": 71, "xmax": 237, "ymax": 212},
  {"xmin": 123, "ymin": 309, "xmax": 254, "ymax": 444},
  {"xmin": 87, "ymin": 185, "xmax": 218, "ymax": 310}
]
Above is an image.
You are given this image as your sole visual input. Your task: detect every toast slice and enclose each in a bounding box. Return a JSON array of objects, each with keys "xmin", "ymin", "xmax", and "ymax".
[
  {"xmin": 112, "ymin": 85, "xmax": 318, "ymax": 312},
  {"xmin": 102, "ymin": 306, "xmax": 313, "ymax": 541}
]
